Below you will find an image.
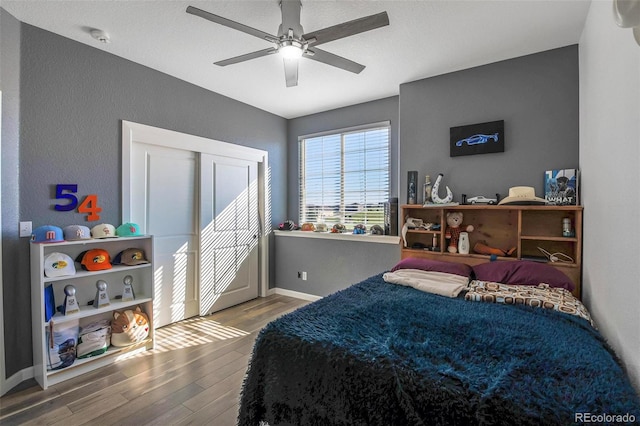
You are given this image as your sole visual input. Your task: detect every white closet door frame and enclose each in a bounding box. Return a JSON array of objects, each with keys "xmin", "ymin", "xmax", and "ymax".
[{"xmin": 121, "ymin": 120, "xmax": 270, "ymax": 298}]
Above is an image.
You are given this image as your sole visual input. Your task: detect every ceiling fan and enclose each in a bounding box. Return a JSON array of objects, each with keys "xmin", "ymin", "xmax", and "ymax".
[{"xmin": 186, "ymin": 1, "xmax": 389, "ymax": 87}]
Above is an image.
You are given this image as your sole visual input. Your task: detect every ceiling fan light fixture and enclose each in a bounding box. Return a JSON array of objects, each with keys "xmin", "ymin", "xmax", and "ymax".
[{"xmin": 279, "ymin": 40, "xmax": 304, "ymax": 59}]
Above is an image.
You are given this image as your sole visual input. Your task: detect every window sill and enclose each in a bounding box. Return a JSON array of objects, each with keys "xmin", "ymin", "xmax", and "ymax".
[{"xmin": 274, "ymin": 230, "xmax": 400, "ymax": 245}]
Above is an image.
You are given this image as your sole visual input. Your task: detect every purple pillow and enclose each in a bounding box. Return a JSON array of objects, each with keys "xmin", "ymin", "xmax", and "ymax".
[
  {"xmin": 472, "ymin": 261, "xmax": 575, "ymax": 291},
  {"xmin": 391, "ymin": 257, "xmax": 472, "ymax": 278}
]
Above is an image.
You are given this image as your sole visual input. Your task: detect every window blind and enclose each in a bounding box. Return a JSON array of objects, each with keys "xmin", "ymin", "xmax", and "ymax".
[{"xmin": 299, "ymin": 123, "xmax": 390, "ymax": 228}]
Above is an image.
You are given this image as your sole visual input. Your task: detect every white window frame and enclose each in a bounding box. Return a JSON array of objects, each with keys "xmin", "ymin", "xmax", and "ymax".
[{"xmin": 298, "ymin": 121, "xmax": 391, "ymax": 229}]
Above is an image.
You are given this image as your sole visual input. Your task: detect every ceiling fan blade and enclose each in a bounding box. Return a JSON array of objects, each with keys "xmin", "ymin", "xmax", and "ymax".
[
  {"xmin": 303, "ymin": 11, "xmax": 389, "ymax": 47},
  {"xmin": 303, "ymin": 48, "xmax": 365, "ymax": 74},
  {"xmin": 187, "ymin": 5, "xmax": 279, "ymax": 43},
  {"xmin": 279, "ymin": 0, "xmax": 304, "ymax": 37},
  {"xmin": 283, "ymin": 58, "xmax": 299, "ymax": 87},
  {"xmin": 215, "ymin": 47, "xmax": 278, "ymax": 67}
]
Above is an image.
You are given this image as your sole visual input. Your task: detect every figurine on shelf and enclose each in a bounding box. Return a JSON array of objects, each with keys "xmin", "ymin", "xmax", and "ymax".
[
  {"xmin": 62, "ymin": 285, "xmax": 80, "ymax": 315},
  {"xmin": 431, "ymin": 173, "xmax": 453, "ymax": 204},
  {"xmin": 121, "ymin": 275, "xmax": 135, "ymax": 302},
  {"xmin": 93, "ymin": 280, "xmax": 110, "ymax": 308},
  {"xmin": 423, "ymin": 175, "xmax": 432, "ymax": 205},
  {"xmin": 402, "ymin": 218, "xmax": 437, "ymax": 247}
]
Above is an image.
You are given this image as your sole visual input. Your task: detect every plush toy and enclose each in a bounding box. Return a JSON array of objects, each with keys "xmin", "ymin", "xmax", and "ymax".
[
  {"xmin": 353, "ymin": 224, "xmax": 366, "ymax": 234},
  {"xmin": 445, "ymin": 212, "xmax": 474, "ymax": 253},
  {"xmin": 300, "ymin": 222, "xmax": 316, "ymax": 231},
  {"xmin": 110, "ymin": 306, "xmax": 149, "ymax": 347}
]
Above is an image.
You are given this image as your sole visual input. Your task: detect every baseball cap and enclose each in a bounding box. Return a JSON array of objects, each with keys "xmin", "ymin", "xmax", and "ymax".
[
  {"xmin": 63, "ymin": 225, "xmax": 92, "ymax": 241},
  {"xmin": 31, "ymin": 225, "xmax": 64, "ymax": 243},
  {"xmin": 91, "ymin": 224, "xmax": 117, "ymax": 239},
  {"xmin": 76, "ymin": 249, "xmax": 112, "ymax": 271},
  {"xmin": 44, "ymin": 252, "xmax": 76, "ymax": 278},
  {"xmin": 113, "ymin": 248, "xmax": 149, "ymax": 266},
  {"xmin": 116, "ymin": 223, "xmax": 142, "ymax": 237}
]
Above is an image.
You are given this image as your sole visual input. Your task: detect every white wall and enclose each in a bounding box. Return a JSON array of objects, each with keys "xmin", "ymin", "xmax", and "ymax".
[{"xmin": 579, "ymin": 0, "xmax": 640, "ymax": 391}]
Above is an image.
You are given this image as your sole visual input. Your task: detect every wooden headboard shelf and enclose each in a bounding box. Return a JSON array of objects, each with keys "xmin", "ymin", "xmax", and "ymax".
[{"xmin": 400, "ymin": 204, "xmax": 583, "ymax": 298}]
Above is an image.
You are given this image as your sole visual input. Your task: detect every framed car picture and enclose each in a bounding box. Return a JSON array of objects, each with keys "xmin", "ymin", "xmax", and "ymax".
[{"xmin": 450, "ymin": 120, "xmax": 504, "ymax": 157}]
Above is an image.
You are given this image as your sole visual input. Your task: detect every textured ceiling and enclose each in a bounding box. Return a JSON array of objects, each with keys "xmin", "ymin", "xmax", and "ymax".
[{"xmin": 2, "ymin": 0, "xmax": 591, "ymax": 119}]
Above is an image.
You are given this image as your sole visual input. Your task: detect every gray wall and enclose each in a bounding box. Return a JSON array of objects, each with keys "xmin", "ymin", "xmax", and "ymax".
[
  {"xmin": 275, "ymin": 235, "xmax": 400, "ymax": 296},
  {"xmin": 399, "ymin": 46, "xmax": 579, "ymax": 204},
  {"xmin": 1, "ymin": 9, "xmax": 25, "ymax": 381},
  {"xmin": 2, "ymin": 20, "xmax": 288, "ymax": 378}
]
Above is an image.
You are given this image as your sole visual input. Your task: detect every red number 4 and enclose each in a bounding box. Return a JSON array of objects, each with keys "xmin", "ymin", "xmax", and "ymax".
[{"xmin": 78, "ymin": 194, "xmax": 102, "ymax": 221}]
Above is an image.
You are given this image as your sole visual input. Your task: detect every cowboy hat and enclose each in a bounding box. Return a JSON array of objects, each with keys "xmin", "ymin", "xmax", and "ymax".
[{"xmin": 498, "ymin": 186, "xmax": 546, "ymax": 205}]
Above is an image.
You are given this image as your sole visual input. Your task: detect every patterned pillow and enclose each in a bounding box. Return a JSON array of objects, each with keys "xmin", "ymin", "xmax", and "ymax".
[
  {"xmin": 465, "ymin": 280, "xmax": 593, "ymax": 326},
  {"xmin": 391, "ymin": 257, "xmax": 473, "ymax": 277}
]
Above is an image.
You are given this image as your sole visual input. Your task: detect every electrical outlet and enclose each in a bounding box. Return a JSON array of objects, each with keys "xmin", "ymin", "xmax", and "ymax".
[
  {"xmin": 302, "ymin": 271, "xmax": 307, "ymax": 281},
  {"xmin": 19, "ymin": 221, "xmax": 32, "ymax": 238}
]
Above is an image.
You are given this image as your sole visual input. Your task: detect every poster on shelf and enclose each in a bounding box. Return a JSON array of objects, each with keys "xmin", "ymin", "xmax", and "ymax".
[{"xmin": 544, "ymin": 169, "xmax": 579, "ymax": 205}]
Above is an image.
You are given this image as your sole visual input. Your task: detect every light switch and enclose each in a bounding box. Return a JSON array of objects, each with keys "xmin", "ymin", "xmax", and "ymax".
[{"xmin": 19, "ymin": 221, "xmax": 32, "ymax": 238}]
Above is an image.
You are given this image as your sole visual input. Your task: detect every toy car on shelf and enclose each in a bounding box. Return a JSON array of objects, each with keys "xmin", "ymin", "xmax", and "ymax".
[{"xmin": 467, "ymin": 195, "xmax": 497, "ymax": 205}]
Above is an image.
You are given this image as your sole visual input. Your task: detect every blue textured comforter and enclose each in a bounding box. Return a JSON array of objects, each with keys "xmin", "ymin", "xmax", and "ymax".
[{"xmin": 238, "ymin": 274, "xmax": 640, "ymax": 425}]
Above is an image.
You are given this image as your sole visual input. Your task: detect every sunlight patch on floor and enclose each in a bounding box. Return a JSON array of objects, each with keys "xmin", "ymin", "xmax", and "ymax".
[{"xmin": 152, "ymin": 316, "xmax": 250, "ymax": 352}]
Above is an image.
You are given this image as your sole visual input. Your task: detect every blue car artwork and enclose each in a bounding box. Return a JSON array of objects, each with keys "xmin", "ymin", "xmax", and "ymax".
[{"xmin": 455, "ymin": 133, "xmax": 499, "ymax": 147}]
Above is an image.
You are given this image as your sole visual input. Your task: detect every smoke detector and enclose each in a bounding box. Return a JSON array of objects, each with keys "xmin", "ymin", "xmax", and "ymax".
[{"xmin": 90, "ymin": 29, "xmax": 111, "ymax": 44}]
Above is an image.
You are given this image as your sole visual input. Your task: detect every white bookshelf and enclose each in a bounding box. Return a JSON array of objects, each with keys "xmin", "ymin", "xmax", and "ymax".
[{"xmin": 30, "ymin": 235, "xmax": 154, "ymax": 389}]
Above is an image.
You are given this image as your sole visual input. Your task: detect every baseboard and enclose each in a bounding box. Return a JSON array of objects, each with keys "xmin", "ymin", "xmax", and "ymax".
[
  {"xmin": 272, "ymin": 287, "xmax": 322, "ymax": 302},
  {"xmin": 1, "ymin": 366, "xmax": 34, "ymax": 396}
]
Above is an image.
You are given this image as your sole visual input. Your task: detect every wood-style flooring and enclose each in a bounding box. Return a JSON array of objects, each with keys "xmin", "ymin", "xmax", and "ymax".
[{"xmin": 0, "ymin": 294, "xmax": 309, "ymax": 426}]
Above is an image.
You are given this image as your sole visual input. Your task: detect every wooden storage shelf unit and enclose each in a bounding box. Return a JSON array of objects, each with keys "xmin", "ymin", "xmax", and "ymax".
[
  {"xmin": 400, "ymin": 204, "xmax": 583, "ymax": 297},
  {"xmin": 30, "ymin": 235, "xmax": 155, "ymax": 389}
]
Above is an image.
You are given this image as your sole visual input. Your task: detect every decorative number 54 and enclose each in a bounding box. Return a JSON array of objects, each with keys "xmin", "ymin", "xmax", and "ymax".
[{"xmin": 54, "ymin": 184, "xmax": 102, "ymax": 221}]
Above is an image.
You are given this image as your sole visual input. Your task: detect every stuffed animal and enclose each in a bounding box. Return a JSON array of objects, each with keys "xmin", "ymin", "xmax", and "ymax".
[
  {"xmin": 110, "ymin": 306, "xmax": 150, "ymax": 347},
  {"xmin": 445, "ymin": 212, "xmax": 474, "ymax": 253}
]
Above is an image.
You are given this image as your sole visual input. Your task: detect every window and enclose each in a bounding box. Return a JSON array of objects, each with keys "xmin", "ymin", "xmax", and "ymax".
[{"xmin": 299, "ymin": 122, "xmax": 390, "ymax": 228}]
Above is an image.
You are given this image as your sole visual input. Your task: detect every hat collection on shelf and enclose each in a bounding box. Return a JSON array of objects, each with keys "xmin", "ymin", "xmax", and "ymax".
[
  {"xmin": 36, "ymin": 222, "xmax": 148, "ymax": 279},
  {"xmin": 32, "ymin": 222, "xmax": 143, "ymax": 244},
  {"xmin": 43, "ymin": 247, "xmax": 149, "ymax": 278}
]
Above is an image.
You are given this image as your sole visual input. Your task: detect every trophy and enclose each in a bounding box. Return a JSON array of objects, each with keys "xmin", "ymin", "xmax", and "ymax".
[
  {"xmin": 121, "ymin": 275, "xmax": 135, "ymax": 302},
  {"xmin": 94, "ymin": 280, "xmax": 111, "ymax": 308},
  {"xmin": 63, "ymin": 285, "xmax": 80, "ymax": 315}
]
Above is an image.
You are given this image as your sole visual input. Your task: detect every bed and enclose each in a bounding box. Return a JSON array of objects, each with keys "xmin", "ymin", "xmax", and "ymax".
[{"xmin": 238, "ymin": 259, "xmax": 640, "ymax": 426}]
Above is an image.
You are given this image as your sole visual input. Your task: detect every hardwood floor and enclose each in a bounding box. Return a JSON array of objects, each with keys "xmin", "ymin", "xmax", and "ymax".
[{"xmin": 0, "ymin": 294, "xmax": 309, "ymax": 426}]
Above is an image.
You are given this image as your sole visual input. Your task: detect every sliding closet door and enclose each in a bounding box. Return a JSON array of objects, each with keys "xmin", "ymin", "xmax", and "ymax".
[
  {"xmin": 131, "ymin": 143, "xmax": 200, "ymax": 328},
  {"xmin": 199, "ymin": 154, "xmax": 259, "ymax": 315}
]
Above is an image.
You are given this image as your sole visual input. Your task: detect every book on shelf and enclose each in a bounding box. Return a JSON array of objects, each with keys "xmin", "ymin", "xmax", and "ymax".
[{"xmin": 544, "ymin": 169, "xmax": 579, "ymax": 205}]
